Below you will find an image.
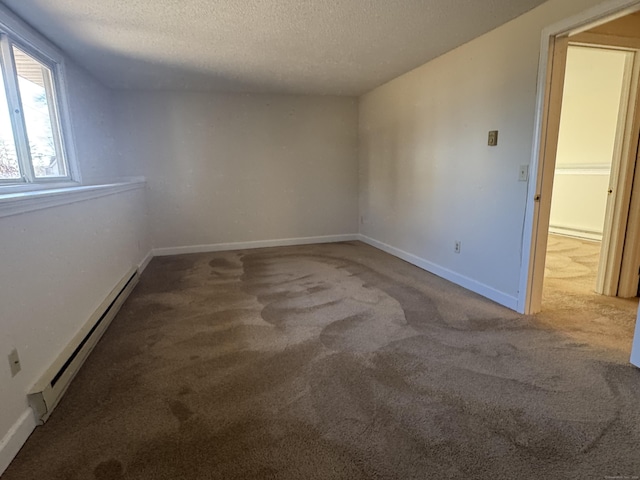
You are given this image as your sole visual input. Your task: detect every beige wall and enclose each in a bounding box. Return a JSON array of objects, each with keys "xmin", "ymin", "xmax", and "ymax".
[
  {"xmin": 358, "ymin": 0, "xmax": 612, "ymax": 305},
  {"xmin": 550, "ymin": 46, "xmax": 629, "ymax": 239},
  {"xmin": 555, "ymin": 47, "xmax": 628, "ymax": 168},
  {"xmin": 115, "ymin": 92, "xmax": 359, "ymax": 249}
]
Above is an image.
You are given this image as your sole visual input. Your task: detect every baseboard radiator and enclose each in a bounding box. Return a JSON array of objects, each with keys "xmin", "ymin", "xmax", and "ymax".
[{"xmin": 28, "ymin": 267, "xmax": 140, "ymax": 424}]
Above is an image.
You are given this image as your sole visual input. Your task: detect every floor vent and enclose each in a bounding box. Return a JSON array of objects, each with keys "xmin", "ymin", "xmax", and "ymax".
[{"xmin": 28, "ymin": 268, "xmax": 139, "ymax": 424}]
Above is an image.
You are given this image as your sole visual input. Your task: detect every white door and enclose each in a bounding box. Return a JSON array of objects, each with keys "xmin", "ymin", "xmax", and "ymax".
[
  {"xmin": 595, "ymin": 49, "xmax": 638, "ymax": 296},
  {"xmin": 632, "ymin": 304, "xmax": 640, "ymax": 367}
]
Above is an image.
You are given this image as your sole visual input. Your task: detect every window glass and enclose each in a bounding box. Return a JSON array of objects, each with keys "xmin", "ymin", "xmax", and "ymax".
[
  {"xmin": 13, "ymin": 46, "xmax": 66, "ymax": 178},
  {"xmin": 0, "ymin": 63, "xmax": 20, "ymax": 180}
]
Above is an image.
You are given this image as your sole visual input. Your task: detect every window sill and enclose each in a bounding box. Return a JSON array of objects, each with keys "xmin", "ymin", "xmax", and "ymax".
[{"xmin": 0, "ymin": 177, "xmax": 146, "ymax": 218}]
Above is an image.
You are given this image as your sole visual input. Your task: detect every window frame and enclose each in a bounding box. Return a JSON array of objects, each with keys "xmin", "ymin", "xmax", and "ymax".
[{"xmin": 0, "ymin": 6, "xmax": 80, "ymax": 192}]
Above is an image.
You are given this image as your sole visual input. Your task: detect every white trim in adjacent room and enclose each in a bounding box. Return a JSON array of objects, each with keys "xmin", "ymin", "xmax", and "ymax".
[
  {"xmin": 548, "ymin": 225, "xmax": 603, "ymax": 241},
  {"xmin": 358, "ymin": 234, "xmax": 519, "ymax": 310},
  {"xmin": 554, "ymin": 166, "xmax": 612, "ymax": 175},
  {"xmin": 153, "ymin": 234, "xmax": 361, "ymax": 256},
  {"xmin": 0, "ymin": 409, "xmax": 36, "ymax": 476}
]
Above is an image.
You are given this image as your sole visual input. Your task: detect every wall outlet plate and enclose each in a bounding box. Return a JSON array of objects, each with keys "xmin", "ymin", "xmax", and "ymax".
[
  {"xmin": 9, "ymin": 349, "xmax": 21, "ymax": 377},
  {"xmin": 488, "ymin": 130, "xmax": 498, "ymax": 146},
  {"xmin": 454, "ymin": 241, "xmax": 461, "ymax": 254},
  {"xmin": 519, "ymin": 165, "xmax": 529, "ymax": 182}
]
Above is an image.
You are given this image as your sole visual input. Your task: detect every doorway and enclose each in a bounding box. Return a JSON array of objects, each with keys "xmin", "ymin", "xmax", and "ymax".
[
  {"xmin": 520, "ymin": 4, "xmax": 640, "ymax": 364},
  {"xmin": 543, "ymin": 45, "xmax": 633, "ymax": 313},
  {"xmin": 522, "ymin": 7, "xmax": 640, "ymax": 316}
]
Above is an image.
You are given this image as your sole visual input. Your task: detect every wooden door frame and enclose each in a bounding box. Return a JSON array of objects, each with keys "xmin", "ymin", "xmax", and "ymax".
[
  {"xmin": 518, "ymin": 0, "xmax": 640, "ymax": 315},
  {"xmin": 618, "ymin": 119, "xmax": 640, "ymax": 296}
]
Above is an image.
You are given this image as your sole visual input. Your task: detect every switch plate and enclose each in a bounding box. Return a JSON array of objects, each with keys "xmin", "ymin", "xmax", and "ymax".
[
  {"xmin": 519, "ymin": 165, "xmax": 529, "ymax": 182},
  {"xmin": 454, "ymin": 241, "xmax": 461, "ymax": 254},
  {"xmin": 8, "ymin": 349, "xmax": 21, "ymax": 377},
  {"xmin": 488, "ymin": 130, "xmax": 498, "ymax": 146}
]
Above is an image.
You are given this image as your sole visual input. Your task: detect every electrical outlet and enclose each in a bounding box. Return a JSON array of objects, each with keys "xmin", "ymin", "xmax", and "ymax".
[
  {"xmin": 8, "ymin": 349, "xmax": 21, "ymax": 377},
  {"xmin": 488, "ymin": 130, "xmax": 498, "ymax": 146},
  {"xmin": 519, "ymin": 165, "xmax": 529, "ymax": 182},
  {"xmin": 454, "ymin": 241, "xmax": 461, "ymax": 254}
]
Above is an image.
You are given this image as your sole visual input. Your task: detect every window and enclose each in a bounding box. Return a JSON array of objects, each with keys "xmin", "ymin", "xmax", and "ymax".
[{"xmin": 0, "ymin": 34, "xmax": 71, "ymax": 186}]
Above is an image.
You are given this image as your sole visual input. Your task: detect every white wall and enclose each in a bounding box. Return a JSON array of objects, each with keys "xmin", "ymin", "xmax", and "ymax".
[
  {"xmin": 0, "ymin": 61, "xmax": 150, "ymax": 474},
  {"xmin": 549, "ymin": 46, "xmax": 628, "ymax": 239},
  {"xmin": 65, "ymin": 62, "xmax": 123, "ymax": 183},
  {"xmin": 632, "ymin": 305, "xmax": 640, "ymax": 367},
  {"xmin": 358, "ymin": 0, "xmax": 615, "ymax": 307},
  {"xmin": 115, "ymin": 92, "xmax": 359, "ymax": 250}
]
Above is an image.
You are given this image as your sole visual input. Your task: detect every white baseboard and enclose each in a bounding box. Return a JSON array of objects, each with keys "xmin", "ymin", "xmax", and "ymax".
[
  {"xmin": 0, "ymin": 409, "xmax": 36, "ymax": 476},
  {"xmin": 152, "ymin": 233, "xmax": 517, "ymax": 309},
  {"xmin": 549, "ymin": 226, "xmax": 602, "ymax": 242},
  {"xmin": 357, "ymin": 234, "xmax": 519, "ymax": 310},
  {"xmin": 153, "ymin": 234, "xmax": 360, "ymax": 257},
  {"xmin": 138, "ymin": 249, "xmax": 154, "ymax": 273}
]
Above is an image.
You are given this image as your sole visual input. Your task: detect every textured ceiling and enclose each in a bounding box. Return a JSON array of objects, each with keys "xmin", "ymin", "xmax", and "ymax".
[{"xmin": 2, "ymin": 0, "xmax": 548, "ymax": 95}]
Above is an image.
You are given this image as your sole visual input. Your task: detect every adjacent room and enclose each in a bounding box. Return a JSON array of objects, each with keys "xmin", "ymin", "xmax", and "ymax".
[
  {"xmin": 2, "ymin": 0, "xmax": 640, "ymax": 479},
  {"xmin": 541, "ymin": 40, "xmax": 640, "ymax": 347},
  {"xmin": 536, "ymin": 12, "xmax": 640, "ymax": 353}
]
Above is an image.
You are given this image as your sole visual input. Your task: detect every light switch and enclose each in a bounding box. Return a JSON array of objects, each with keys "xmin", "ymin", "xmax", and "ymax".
[{"xmin": 488, "ymin": 130, "xmax": 498, "ymax": 146}]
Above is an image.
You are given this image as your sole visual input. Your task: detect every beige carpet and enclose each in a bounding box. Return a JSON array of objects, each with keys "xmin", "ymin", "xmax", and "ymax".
[
  {"xmin": 539, "ymin": 234, "xmax": 639, "ymax": 352},
  {"xmin": 4, "ymin": 241, "xmax": 640, "ymax": 479}
]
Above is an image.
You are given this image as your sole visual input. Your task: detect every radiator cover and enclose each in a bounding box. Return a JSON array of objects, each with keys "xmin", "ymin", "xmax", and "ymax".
[{"xmin": 28, "ymin": 268, "xmax": 139, "ymax": 424}]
